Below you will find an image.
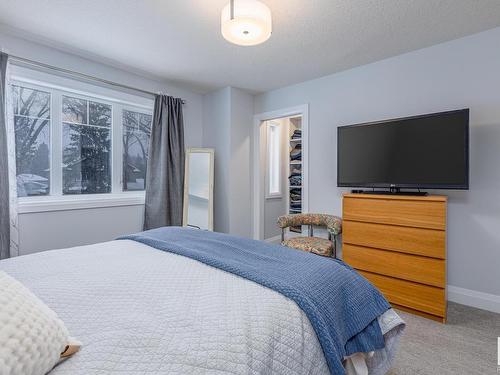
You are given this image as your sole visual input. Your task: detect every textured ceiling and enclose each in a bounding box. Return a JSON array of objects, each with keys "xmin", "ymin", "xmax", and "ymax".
[{"xmin": 1, "ymin": 0, "xmax": 500, "ymax": 93}]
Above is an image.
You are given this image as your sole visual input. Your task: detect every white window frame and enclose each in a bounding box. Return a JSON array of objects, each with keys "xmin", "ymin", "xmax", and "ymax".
[
  {"xmin": 265, "ymin": 121, "xmax": 282, "ymax": 199},
  {"xmin": 10, "ymin": 68, "xmax": 153, "ymax": 213}
]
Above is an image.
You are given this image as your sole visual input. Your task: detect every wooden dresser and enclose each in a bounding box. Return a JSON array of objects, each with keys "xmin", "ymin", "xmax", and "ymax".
[{"xmin": 342, "ymin": 193, "xmax": 447, "ymax": 322}]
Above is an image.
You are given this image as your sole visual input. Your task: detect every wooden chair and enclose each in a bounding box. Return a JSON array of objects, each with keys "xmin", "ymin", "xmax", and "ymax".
[{"xmin": 277, "ymin": 213, "xmax": 342, "ymax": 258}]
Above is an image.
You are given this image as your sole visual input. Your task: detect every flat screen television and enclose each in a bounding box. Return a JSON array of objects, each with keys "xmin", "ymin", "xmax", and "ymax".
[{"xmin": 337, "ymin": 109, "xmax": 469, "ymax": 190}]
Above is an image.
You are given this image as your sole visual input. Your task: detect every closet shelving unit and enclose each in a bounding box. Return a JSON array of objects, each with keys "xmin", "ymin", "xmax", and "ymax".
[{"xmin": 287, "ymin": 116, "xmax": 303, "ymax": 233}]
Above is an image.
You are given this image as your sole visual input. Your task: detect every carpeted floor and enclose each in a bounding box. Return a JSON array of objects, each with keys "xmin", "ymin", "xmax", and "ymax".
[{"xmin": 389, "ymin": 302, "xmax": 500, "ymax": 375}]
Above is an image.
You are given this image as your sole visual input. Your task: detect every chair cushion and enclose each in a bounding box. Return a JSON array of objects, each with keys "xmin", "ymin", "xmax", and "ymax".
[
  {"xmin": 277, "ymin": 213, "xmax": 342, "ymax": 235},
  {"xmin": 282, "ymin": 237, "xmax": 333, "ymax": 257}
]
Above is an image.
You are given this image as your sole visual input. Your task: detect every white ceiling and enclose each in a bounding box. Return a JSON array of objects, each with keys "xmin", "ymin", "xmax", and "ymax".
[{"xmin": 1, "ymin": 0, "xmax": 500, "ymax": 93}]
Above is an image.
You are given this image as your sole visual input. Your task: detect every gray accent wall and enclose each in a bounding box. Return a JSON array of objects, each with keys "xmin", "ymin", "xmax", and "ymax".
[
  {"xmin": 229, "ymin": 88, "xmax": 253, "ymax": 238},
  {"xmin": 18, "ymin": 205, "xmax": 145, "ymax": 254},
  {"xmin": 202, "ymin": 87, "xmax": 252, "ymax": 237},
  {"xmin": 202, "ymin": 87, "xmax": 231, "ymax": 233},
  {"xmin": 255, "ymin": 27, "xmax": 500, "ymax": 298}
]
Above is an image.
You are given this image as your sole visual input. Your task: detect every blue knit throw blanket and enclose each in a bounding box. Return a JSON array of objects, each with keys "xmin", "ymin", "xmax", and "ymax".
[{"xmin": 119, "ymin": 227, "xmax": 390, "ymax": 374}]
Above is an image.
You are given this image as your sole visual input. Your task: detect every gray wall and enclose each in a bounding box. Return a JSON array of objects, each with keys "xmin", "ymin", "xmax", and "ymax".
[
  {"xmin": 202, "ymin": 87, "xmax": 231, "ymax": 233},
  {"xmin": 202, "ymin": 87, "xmax": 253, "ymax": 237},
  {"xmin": 18, "ymin": 205, "xmax": 144, "ymax": 255},
  {"xmin": 255, "ymin": 27, "xmax": 500, "ymax": 297},
  {"xmin": 0, "ymin": 31, "xmax": 204, "ymax": 254},
  {"xmin": 228, "ymin": 87, "xmax": 253, "ymax": 238}
]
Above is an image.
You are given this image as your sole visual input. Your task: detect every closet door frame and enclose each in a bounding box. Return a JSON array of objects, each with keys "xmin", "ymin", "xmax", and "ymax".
[{"xmin": 252, "ymin": 104, "xmax": 309, "ymax": 241}]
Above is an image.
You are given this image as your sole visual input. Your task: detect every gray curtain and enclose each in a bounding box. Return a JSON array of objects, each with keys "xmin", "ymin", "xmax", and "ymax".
[
  {"xmin": 0, "ymin": 52, "xmax": 9, "ymax": 259},
  {"xmin": 143, "ymin": 95, "xmax": 185, "ymax": 230}
]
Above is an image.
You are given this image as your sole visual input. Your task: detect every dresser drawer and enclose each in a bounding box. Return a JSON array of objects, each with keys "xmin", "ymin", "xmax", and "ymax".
[
  {"xmin": 343, "ymin": 196, "xmax": 446, "ymax": 230},
  {"xmin": 359, "ymin": 270, "xmax": 446, "ymax": 318},
  {"xmin": 343, "ymin": 244, "xmax": 445, "ymax": 287},
  {"xmin": 343, "ymin": 220, "xmax": 445, "ymax": 259}
]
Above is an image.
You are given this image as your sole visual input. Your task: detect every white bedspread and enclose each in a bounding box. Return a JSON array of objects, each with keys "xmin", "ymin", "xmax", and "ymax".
[{"xmin": 0, "ymin": 240, "xmax": 403, "ymax": 375}]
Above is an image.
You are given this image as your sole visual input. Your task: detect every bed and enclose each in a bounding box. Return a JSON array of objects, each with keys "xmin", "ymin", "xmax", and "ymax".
[{"xmin": 0, "ymin": 227, "xmax": 404, "ymax": 375}]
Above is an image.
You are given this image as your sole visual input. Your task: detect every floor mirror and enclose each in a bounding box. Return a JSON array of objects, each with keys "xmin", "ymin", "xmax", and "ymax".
[{"xmin": 183, "ymin": 148, "xmax": 215, "ymax": 231}]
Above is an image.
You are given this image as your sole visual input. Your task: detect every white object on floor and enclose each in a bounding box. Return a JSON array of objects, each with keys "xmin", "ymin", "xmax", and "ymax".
[{"xmin": 0, "ymin": 240, "xmax": 403, "ymax": 374}]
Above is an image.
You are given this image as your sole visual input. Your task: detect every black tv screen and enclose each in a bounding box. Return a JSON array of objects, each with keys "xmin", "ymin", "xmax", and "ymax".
[{"xmin": 337, "ymin": 109, "xmax": 469, "ymax": 190}]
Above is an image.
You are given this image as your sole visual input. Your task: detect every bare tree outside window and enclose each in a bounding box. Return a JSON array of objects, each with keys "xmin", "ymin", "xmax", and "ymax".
[
  {"xmin": 122, "ymin": 110, "xmax": 152, "ymax": 191},
  {"xmin": 12, "ymin": 82, "xmax": 152, "ymax": 197},
  {"xmin": 62, "ymin": 95, "xmax": 112, "ymax": 195},
  {"xmin": 12, "ymin": 85, "xmax": 51, "ymax": 197}
]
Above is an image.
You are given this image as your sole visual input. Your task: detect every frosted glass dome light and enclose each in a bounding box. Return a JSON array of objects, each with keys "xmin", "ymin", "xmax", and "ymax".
[{"xmin": 221, "ymin": 0, "xmax": 272, "ymax": 46}]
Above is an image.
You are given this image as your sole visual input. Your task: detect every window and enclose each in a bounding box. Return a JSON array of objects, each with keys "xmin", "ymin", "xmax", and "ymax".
[
  {"xmin": 11, "ymin": 75, "xmax": 153, "ymax": 209},
  {"xmin": 62, "ymin": 96, "xmax": 112, "ymax": 195},
  {"xmin": 12, "ymin": 86, "xmax": 51, "ymax": 197},
  {"xmin": 266, "ymin": 121, "xmax": 281, "ymax": 198},
  {"xmin": 122, "ymin": 110, "xmax": 152, "ymax": 191}
]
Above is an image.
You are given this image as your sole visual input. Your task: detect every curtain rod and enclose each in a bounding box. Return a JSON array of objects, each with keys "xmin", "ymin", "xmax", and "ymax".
[{"xmin": 8, "ymin": 54, "xmax": 186, "ymax": 104}]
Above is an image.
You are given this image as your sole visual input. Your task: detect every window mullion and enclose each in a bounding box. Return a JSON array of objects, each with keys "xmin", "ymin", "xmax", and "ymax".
[
  {"xmin": 112, "ymin": 104, "xmax": 123, "ymax": 194},
  {"xmin": 51, "ymin": 91, "xmax": 63, "ymax": 197}
]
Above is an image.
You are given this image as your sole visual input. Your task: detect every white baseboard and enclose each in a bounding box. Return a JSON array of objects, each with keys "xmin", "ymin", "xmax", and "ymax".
[
  {"xmin": 264, "ymin": 235, "xmax": 281, "ymax": 243},
  {"xmin": 448, "ymin": 285, "xmax": 500, "ymax": 314}
]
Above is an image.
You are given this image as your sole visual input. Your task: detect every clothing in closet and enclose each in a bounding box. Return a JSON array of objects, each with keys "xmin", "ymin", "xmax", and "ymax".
[
  {"xmin": 291, "ymin": 129, "xmax": 302, "ymax": 139},
  {"xmin": 289, "ymin": 175, "xmax": 302, "ymax": 186},
  {"xmin": 290, "ymin": 144, "xmax": 302, "ymax": 161}
]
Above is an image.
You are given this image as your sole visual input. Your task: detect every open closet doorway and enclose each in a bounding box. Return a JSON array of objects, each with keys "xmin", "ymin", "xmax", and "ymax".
[{"xmin": 253, "ymin": 105, "xmax": 309, "ymax": 241}]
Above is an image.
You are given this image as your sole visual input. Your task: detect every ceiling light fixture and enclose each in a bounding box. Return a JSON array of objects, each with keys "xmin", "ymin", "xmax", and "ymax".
[{"xmin": 221, "ymin": 0, "xmax": 272, "ymax": 46}]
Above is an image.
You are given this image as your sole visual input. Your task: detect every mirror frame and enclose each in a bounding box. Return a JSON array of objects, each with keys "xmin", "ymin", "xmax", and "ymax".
[{"xmin": 182, "ymin": 147, "xmax": 215, "ymax": 231}]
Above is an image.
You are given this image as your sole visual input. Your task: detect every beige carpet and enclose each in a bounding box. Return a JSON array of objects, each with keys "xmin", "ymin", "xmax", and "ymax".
[{"xmin": 389, "ymin": 302, "xmax": 500, "ymax": 374}]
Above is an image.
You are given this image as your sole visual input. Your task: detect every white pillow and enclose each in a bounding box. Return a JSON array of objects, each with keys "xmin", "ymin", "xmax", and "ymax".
[{"xmin": 0, "ymin": 271, "xmax": 77, "ymax": 375}]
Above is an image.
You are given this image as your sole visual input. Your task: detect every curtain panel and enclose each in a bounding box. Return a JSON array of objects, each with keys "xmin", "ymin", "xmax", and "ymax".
[
  {"xmin": 143, "ymin": 95, "xmax": 185, "ymax": 230},
  {"xmin": 6, "ymin": 57, "xmax": 19, "ymax": 257},
  {"xmin": 0, "ymin": 52, "xmax": 20, "ymax": 259},
  {"xmin": 0, "ymin": 53, "xmax": 13, "ymax": 258}
]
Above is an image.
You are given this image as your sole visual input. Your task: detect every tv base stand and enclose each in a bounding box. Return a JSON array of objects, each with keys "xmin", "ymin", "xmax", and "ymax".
[{"xmin": 350, "ymin": 188, "xmax": 428, "ymax": 196}]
